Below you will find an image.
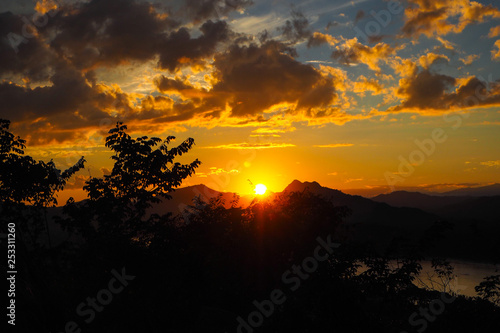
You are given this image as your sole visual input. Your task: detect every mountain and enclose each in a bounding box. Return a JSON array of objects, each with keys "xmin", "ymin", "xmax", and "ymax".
[
  {"xmin": 148, "ymin": 184, "xmax": 248, "ymax": 217},
  {"xmin": 282, "ymin": 180, "xmax": 444, "ymax": 250},
  {"xmin": 284, "ymin": 180, "xmax": 437, "ymax": 225},
  {"xmin": 282, "ymin": 180, "xmax": 500, "ymax": 261},
  {"xmin": 437, "ymin": 183, "xmax": 500, "ymax": 197},
  {"xmin": 372, "ymin": 191, "xmax": 466, "ymax": 212},
  {"xmin": 373, "ymin": 191, "xmax": 500, "ymax": 222}
]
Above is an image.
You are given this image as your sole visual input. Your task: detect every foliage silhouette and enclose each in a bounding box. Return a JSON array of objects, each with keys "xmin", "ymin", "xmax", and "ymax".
[
  {"xmin": 60, "ymin": 122, "xmax": 200, "ymax": 243},
  {"xmin": 1, "ymin": 119, "xmax": 499, "ymax": 332},
  {"xmin": 0, "ymin": 118, "xmax": 85, "ymax": 247}
]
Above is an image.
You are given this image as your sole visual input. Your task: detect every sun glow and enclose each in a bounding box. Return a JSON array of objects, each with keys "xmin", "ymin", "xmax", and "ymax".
[{"xmin": 254, "ymin": 184, "xmax": 267, "ymax": 195}]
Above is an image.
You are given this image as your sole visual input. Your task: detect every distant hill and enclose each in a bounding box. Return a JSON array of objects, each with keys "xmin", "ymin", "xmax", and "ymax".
[
  {"xmin": 373, "ymin": 191, "xmax": 500, "ymax": 222},
  {"xmin": 372, "ymin": 191, "xmax": 466, "ymax": 212},
  {"xmin": 147, "ymin": 184, "xmax": 250, "ymax": 217},
  {"xmin": 284, "ymin": 180, "xmax": 437, "ymax": 225},
  {"xmin": 341, "ymin": 183, "xmax": 500, "ymax": 198},
  {"xmin": 437, "ymin": 183, "xmax": 500, "ymax": 197},
  {"xmin": 282, "ymin": 180, "xmax": 500, "ymax": 262}
]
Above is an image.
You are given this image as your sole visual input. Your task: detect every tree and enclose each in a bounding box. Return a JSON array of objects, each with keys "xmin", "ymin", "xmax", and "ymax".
[
  {"xmin": 0, "ymin": 119, "xmax": 85, "ymax": 247},
  {"xmin": 476, "ymin": 275, "xmax": 500, "ymax": 305},
  {"xmin": 62, "ymin": 122, "xmax": 200, "ymax": 243}
]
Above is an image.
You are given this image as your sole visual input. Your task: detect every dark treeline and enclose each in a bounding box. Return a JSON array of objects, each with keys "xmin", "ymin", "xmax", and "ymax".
[{"xmin": 1, "ymin": 119, "xmax": 499, "ymax": 333}]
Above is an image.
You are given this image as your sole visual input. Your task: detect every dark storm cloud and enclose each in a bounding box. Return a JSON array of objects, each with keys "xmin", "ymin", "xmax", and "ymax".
[
  {"xmin": 391, "ymin": 70, "xmax": 500, "ymax": 112},
  {"xmin": 0, "ymin": 11, "xmax": 56, "ymax": 81},
  {"xmin": 0, "ymin": 65, "xmax": 95, "ymax": 122},
  {"xmin": 3, "ymin": 0, "xmax": 236, "ymax": 74},
  {"xmin": 395, "ymin": 70, "xmax": 456, "ymax": 110},
  {"xmin": 49, "ymin": 0, "xmax": 176, "ymax": 70},
  {"xmin": 155, "ymin": 40, "xmax": 339, "ymax": 118},
  {"xmin": 212, "ymin": 41, "xmax": 337, "ymax": 116},
  {"xmin": 158, "ymin": 20, "xmax": 233, "ymax": 72}
]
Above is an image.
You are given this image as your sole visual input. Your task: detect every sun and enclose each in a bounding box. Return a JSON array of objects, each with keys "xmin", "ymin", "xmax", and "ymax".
[{"xmin": 254, "ymin": 184, "xmax": 267, "ymax": 195}]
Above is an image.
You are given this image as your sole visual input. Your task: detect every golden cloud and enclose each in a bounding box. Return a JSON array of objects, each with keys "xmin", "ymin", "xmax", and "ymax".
[
  {"xmin": 419, "ymin": 53, "xmax": 449, "ymax": 69},
  {"xmin": 402, "ymin": 0, "xmax": 500, "ymax": 38},
  {"xmin": 307, "ymin": 32, "xmax": 339, "ymax": 47},
  {"xmin": 480, "ymin": 160, "xmax": 500, "ymax": 167},
  {"xmin": 493, "ymin": 40, "xmax": 500, "ymax": 61},
  {"xmin": 201, "ymin": 143, "xmax": 296, "ymax": 149},
  {"xmin": 353, "ymin": 75, "xmax": 385, "ymax": 96},
  {"xmin": 313, "ymin": 143, "xmax": 354, "ymax": 148},
  {"xmin": 489, "ymin": 26, "xmax": 500, "ymax": 38},
  {"xmin": 459, "ymin": 54, "xmax": 480, "ymax": 65},
  {"xmin": 390, "ymin": 70, "xmax": 500, "ymax": 113},
  {"xmin": 331, "ymin": 38, "xmax": 400, "ymax": 72}
]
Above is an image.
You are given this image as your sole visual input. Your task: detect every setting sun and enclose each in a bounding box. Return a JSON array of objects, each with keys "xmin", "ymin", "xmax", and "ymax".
[{"xmin": 254, "ymin": 184, "xmax": 267, "ymax": 195}]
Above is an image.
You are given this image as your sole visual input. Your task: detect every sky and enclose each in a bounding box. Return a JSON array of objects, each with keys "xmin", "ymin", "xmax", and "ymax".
[{"xmin": 1, "ymin": 0, "xmax": 500, "ymax": 202}]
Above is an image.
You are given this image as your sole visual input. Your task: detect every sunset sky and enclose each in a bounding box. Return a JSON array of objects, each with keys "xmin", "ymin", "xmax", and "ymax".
[{"xmin": 1, "ymin": 0, "xmax": 500, "ymax": 202}]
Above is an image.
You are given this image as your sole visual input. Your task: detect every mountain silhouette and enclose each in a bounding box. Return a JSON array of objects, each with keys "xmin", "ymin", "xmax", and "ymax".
[
  {"xmin": 437, "ymin": 183, "xmax": 500, "ymax": 197},
  {"xmin": 283, "ymin": 180, "xmax": 437, "ymax": 225},
  {"xmin": 373, "ymin": 191, "xmax": 500, "ymax": 222}
]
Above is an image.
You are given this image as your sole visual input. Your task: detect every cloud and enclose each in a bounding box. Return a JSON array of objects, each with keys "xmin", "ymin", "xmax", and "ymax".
[
  {"xmin": 277, "ymin": 9, "xmax": 311, "ymax": 44},
  {"xmin": 480, "ymin": 160, "xmax": 500, "ymax": 167},
  {"xmin": 0, "ymin": 11, "xmax": 58, "ymax": 81},
  {"xmin": 183, "ymin": 0, "xmax": 253, "ymax": 23},
  {"xmin": 64, "ymin": 174, "xmax": 90, "ymax": 190},
  {"xmin": 207, "ymin": 167, "xmax": 240, "ymax": 175},
  {"xmin": 307, "ymin": 32, "xmax": 339, "ymax": 47},
  {"xmin": 23, "ymin": 0, "xmax": 239, "ymax": 74},
  {"xmin": 344, "ymin": 178, "xmax": 364, "ymax": 183},
  {"xmin": 152, "ymin": 40, "xmax": 343, "ymax": 123},
  {"xmin": 459, "ymin": 54, "xmax": 480, "ymax": 65},
  {"xmin": 202, "ymin": 142, "xmax": 296, "ymax": 149},
  {"xmin": 48, "ymin": 0, "xmax": 179, "ymax": 70},
  {"xmin": 419, "ymin": 53, "xmax": 449, "ymax": 69},
  {"xmin": 158, "ymin": 20, "xmax": 235, "ymax": 72},
  {"xmin": 353, "ymin": 75, "xmax": 384, "ymax": 96},
  {"xmin": 489, "ymin": 25, "xmax": 500, "ymax": 38},
  {"xmin": 401, "ymin": 0, "xmax": 500, "ymax": 39},
  {"xmin": 388, "ymin": 57, "xmax": 418, "ymax": 78},
  {"xmin": 313, "ymin": 143, "xmax": 354, "ymax": 148},
  {"xmin": 390, "ymin": 70, "xmax": 500, "ymax": 113},
  {"xmin": 7, "ymin": 0, "xmax": 498, "ymax": 146},
  {"xmin": 435, "ymin": 36, "xmax": 456, "ymax": 51},
  {"xmin": 492, "ymin": 40, "xmax": 500, "ymax": 61},
  {"xmin": 325, "ymin": 21, "xmax": 339, "ymax": 30},
  {"xmin": 211, "ymin": 41, "xmax": 338, "ymax": 116},
  {"xmin": 354, "ymin": 10, "xmax": 365, "ymax": 23},
  {"xmin": 331, "ymin": 38, "xmax": 400, "ymax": 72},
  {"xmin": 251, "ymin": 127, "xmax": 293, "ymax": 134}
]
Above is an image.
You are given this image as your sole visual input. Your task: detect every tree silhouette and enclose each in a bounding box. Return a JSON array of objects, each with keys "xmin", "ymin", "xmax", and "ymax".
[
  {"xmin": 0, "ymin": 119, "xmax": 85, "ymax": 247},
  {"xmin": 61, "ymin": 122, "xmax": 200, "ymax": 243}
]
